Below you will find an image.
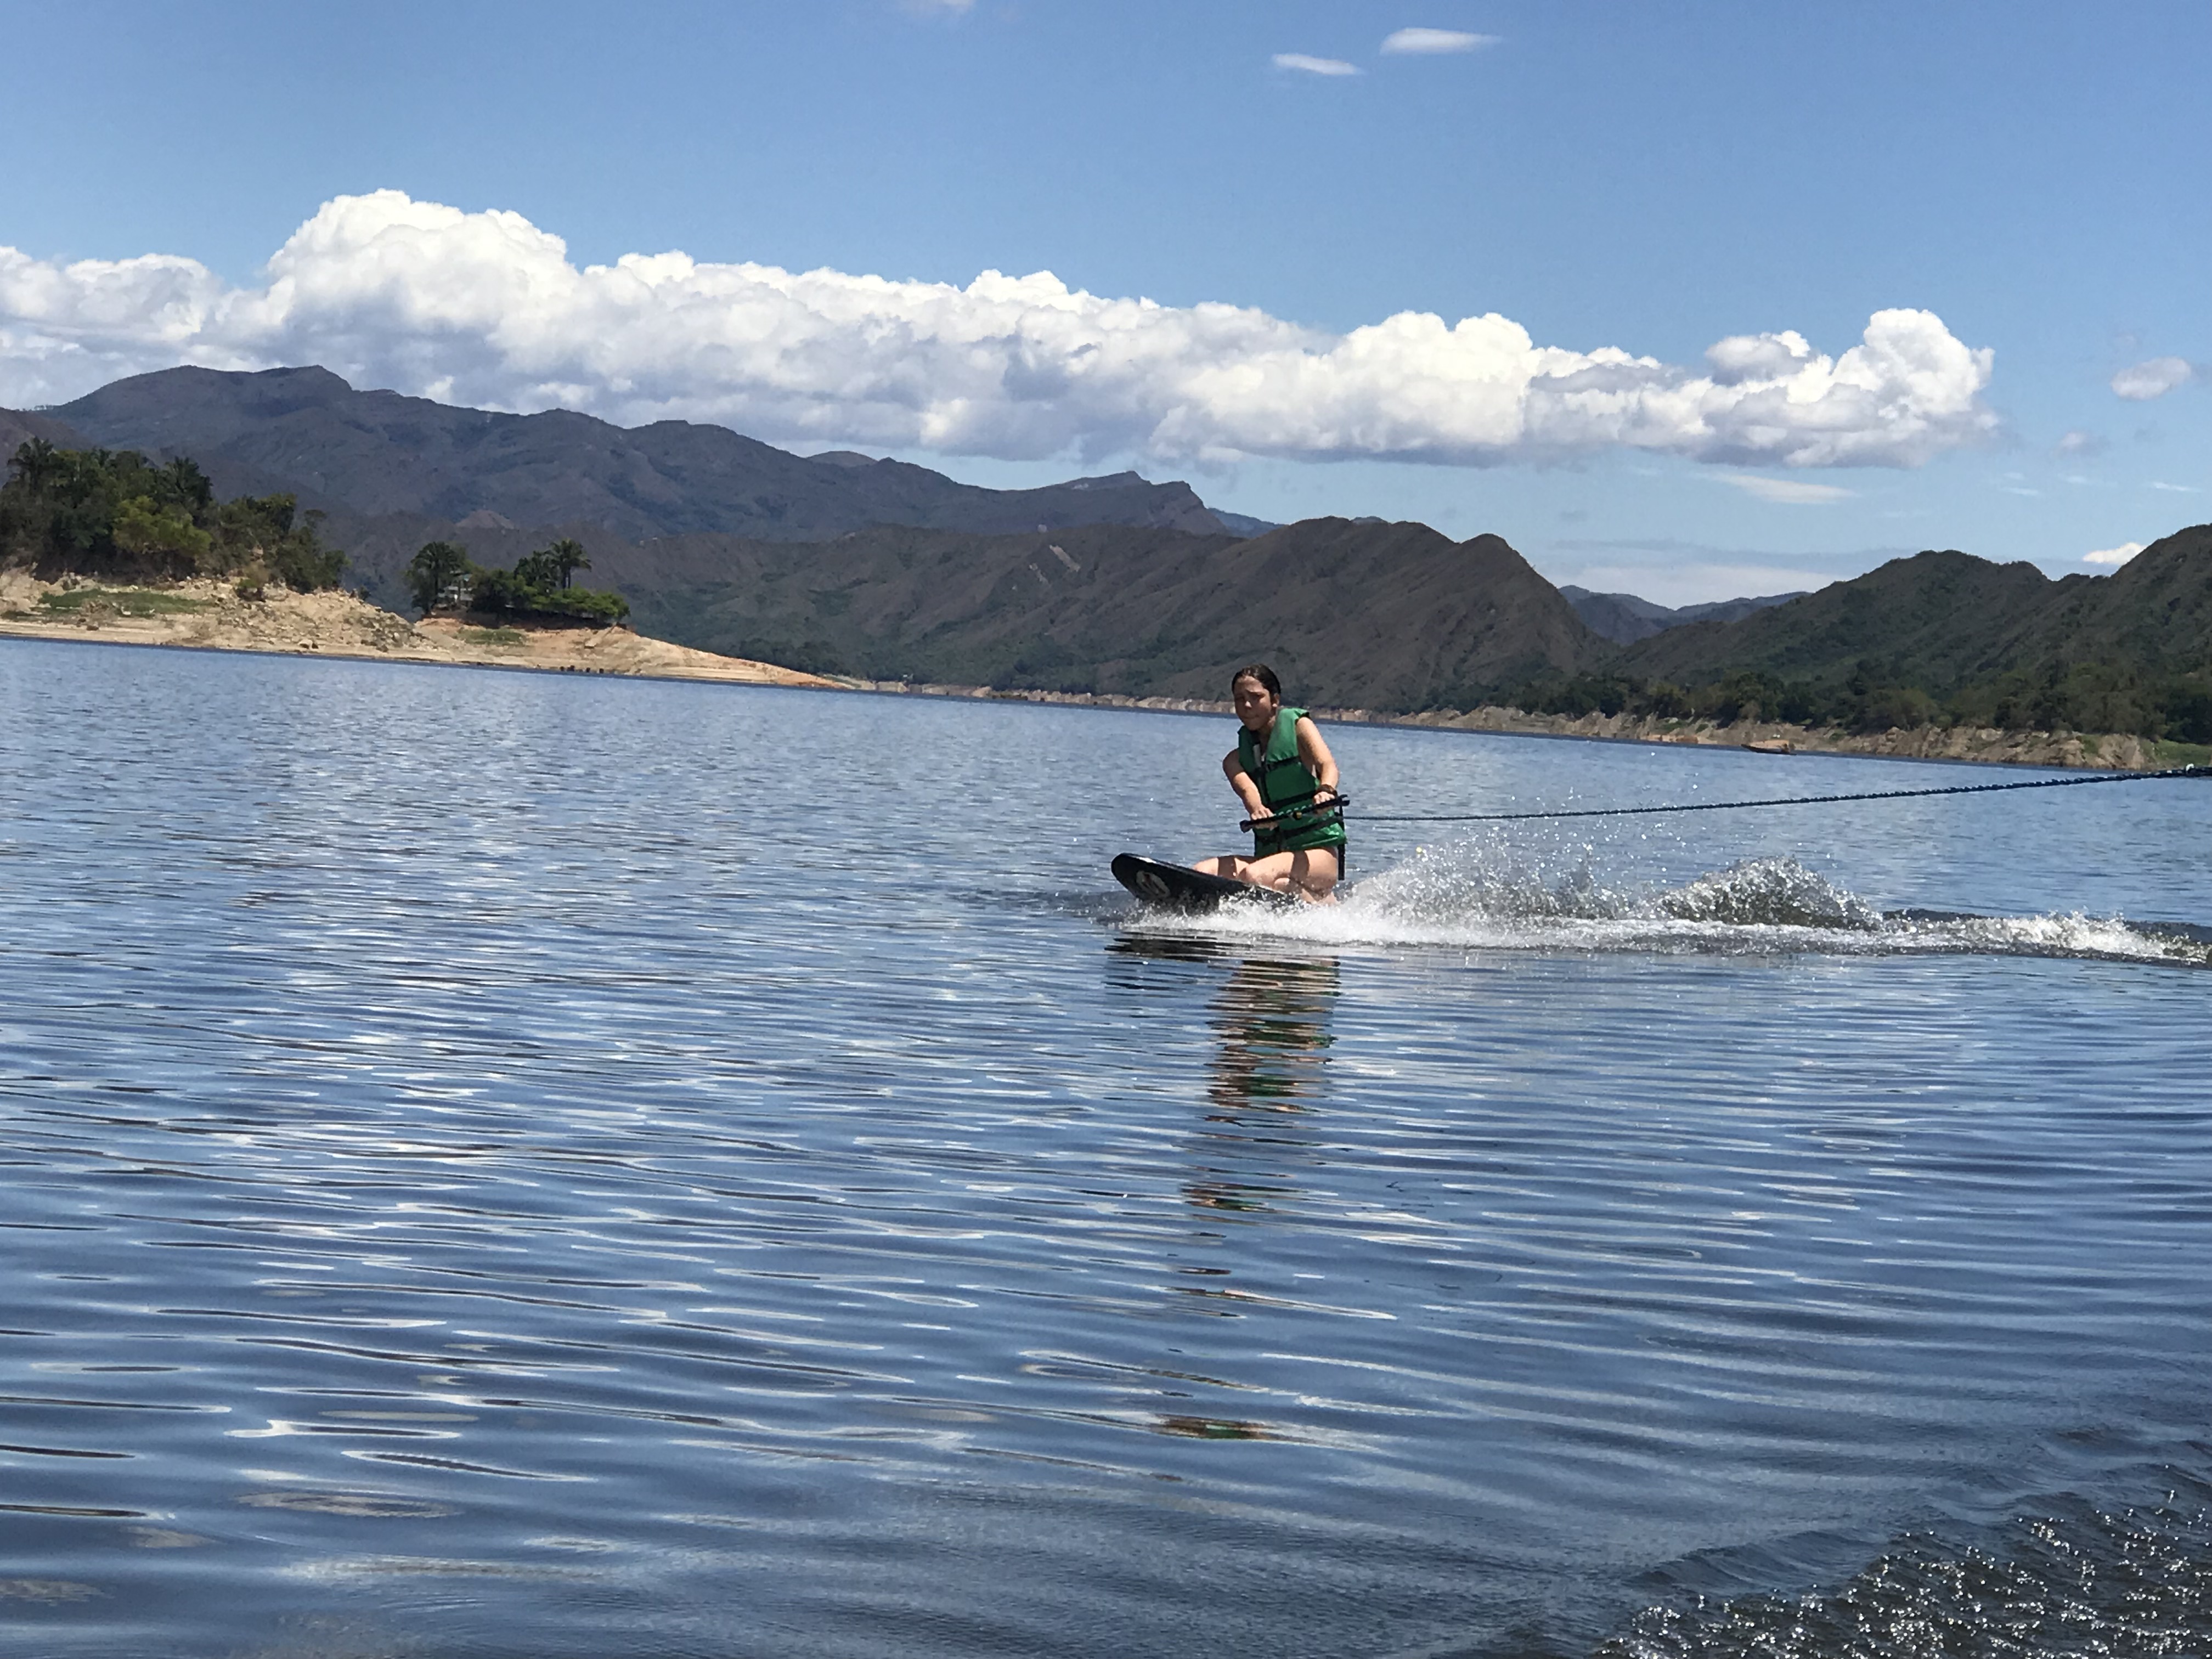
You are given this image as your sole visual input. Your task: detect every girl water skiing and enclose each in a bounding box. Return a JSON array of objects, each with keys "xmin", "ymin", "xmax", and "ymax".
[{"xmin": 1192, "ymin": 663, "xmax": 1346, "ymax": 902}]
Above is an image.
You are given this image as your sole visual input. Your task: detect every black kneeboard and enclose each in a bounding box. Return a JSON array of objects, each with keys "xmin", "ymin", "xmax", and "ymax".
[{"xmin": 1111, "ymin": 854, "xmax": 1298, "ymax": 915}]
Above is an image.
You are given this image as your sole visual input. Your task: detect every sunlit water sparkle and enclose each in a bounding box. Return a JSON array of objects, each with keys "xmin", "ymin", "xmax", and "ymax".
[{"xmin": 1, "ymin": 636, "xmax": 2208, "ymax": 1658}]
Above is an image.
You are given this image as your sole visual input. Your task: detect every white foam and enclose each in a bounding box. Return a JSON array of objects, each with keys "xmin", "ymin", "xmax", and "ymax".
[{"xmin": 1126, "ymin": 852, "xmax": 2207, "ymax": 967}]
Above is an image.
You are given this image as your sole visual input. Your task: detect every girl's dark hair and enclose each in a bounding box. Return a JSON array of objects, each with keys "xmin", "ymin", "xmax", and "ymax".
[{"xmin": 1229, "ymin": 662, "xmax": 1282, "ymax": 698}]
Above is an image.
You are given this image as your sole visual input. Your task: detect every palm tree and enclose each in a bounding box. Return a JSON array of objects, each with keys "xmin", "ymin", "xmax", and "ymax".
[
  {"xmin": 7, "ymin": 437, "xmax": 58, "ymax": 495},
  {"xmin": 405, "ymin": 541, "xmax": 476, "ymax": 615},
  {"xmin": 161, "ymin": 455, "xmax": 212, "ymax": 511},
  {"xmin": 514, "ymin": 548, "xmax": 561, "ymax": 592},
  {"xmin": 546, "ymin": 538, "xmax": 591, "ymax": 590}
]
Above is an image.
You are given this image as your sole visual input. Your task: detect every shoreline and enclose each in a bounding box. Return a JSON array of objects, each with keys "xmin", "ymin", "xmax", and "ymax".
[
  {"xmin": 0, "ymin": 574, "xmax": 836, "ymax": 689},
  {"xmin": 4, "ymin": 575, "xmax": 2200, "ymax": 773},
  {"xmin": 836, "ymin": 679, "xmax": 2210, "ymax": 774}
]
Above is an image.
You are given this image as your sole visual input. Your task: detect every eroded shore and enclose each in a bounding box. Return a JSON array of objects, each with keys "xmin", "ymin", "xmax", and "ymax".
[{"xmin": 0, "ymin": 574, "xmax": 836, "ymax": 688}]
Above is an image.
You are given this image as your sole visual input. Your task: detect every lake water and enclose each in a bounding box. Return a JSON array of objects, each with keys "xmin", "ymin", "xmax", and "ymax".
[{"xmin": 2, "ymin": 637, "xmax": 2208, "ymax": 1659}]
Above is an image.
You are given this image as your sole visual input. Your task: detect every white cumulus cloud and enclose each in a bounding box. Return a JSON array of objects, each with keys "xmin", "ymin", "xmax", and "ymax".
[
  {"xmin": 2083, "ymin": 541, "xmax": 2145, "ymax": 566},
  {"xmin": 0, "ymin": 190, "xmax": 2000, "ymax": 470},
  {"xmin": 1381, "ymin": 27, "xmax": 1500, "ymax": 53},
  {"xmin": 2111, "ymin": 356, "xmax": 2197, "ymax": 400},
  {"xmin": 1273, "ymin": 53, "xmax": 1359, "ymax": 75}
]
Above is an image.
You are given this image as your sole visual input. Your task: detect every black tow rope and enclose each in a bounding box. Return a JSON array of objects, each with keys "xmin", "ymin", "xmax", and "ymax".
[{"xmin": 1238, "ymin": 764, "xmax": 2210, "ymax": 831}]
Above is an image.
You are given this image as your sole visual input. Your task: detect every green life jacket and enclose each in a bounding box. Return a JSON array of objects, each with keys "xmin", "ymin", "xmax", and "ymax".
[{"xmin": 1237, "ymin": 707, "xmax": 1346, "ymax": 856}]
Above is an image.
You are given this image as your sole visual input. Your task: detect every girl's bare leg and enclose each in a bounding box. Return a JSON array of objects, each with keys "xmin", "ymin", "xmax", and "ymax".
[
  {"xmin": 1193, "ymin": 850, "xmax": 1339, "ymax": 902},
  {"xmin": 1286, "ymin": 848, "xmax": 1340, "ymax": 903},
  {"xmin": 1194, "ymin": 852, "xmax": 1290, "ymax": 887}
]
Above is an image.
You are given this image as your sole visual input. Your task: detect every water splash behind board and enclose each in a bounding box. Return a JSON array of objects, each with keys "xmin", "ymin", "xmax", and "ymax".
[{"xmin": 1122, "ymin": 849, "xmax": 2212, "ymax": 968}]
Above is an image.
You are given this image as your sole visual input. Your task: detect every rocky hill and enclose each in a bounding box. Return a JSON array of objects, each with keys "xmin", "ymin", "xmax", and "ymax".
[
  {"xmin": 1561, "ymin": 584, "xmax": 1805, "ymax": 645},
  {"xmin": 0, "ymin": 407, "xmax": 89, "ymax": 458},
  {"xmin": 1619, "ymin": 527, "xmax": 2212, "ymax": 692},
  {"xmin": 618, "ymin": 516, "xmax": 1607, "ymax": 708},
  {"xmin": 49, "ymin": 365, "xmax": 1231, "ymax": 542}
]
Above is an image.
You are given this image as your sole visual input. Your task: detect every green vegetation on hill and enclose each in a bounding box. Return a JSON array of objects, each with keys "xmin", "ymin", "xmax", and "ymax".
[
  {"xmin": 1504, "ymin": 660, "xmax": 2212, "ymax": 744},
  {"xmin": 623, "ymin": 517, "xmax": 1602, "ymax": 707},
  {"xmin": 404, "ymin": 536, "xmax": 630, "ymax": 626},
  {"xmin": 2, "ymin": 439, "xmax": 346, "ymax": 591},
  {"xmin": 1505, "ymin": 526, "xmax": 2212, "ymax": 743}
]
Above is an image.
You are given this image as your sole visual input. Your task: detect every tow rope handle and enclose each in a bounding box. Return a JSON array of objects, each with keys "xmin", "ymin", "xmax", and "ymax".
[{"xmin": 1238, "ymin": 794, "xmax": 1350, "ymax": 834}]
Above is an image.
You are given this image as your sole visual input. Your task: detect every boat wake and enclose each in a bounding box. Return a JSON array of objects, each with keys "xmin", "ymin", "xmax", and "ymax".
[
  {"xmin": 1120, "ymin": 851, "xmax": 2212, "ymax": 968},
  {"xmin": 1594, "ymin": 1471, "xmax": 2212, "ymax": 1659}
]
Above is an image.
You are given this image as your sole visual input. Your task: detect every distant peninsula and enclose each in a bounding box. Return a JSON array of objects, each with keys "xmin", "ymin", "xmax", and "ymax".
[{"xmin": 0, "ymin": 570, "xmax": 833, "ymax": 689}]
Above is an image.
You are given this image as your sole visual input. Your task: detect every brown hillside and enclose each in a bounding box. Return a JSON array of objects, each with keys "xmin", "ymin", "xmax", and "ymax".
[
  {"xmin": 49, "ymin": 365, "xmax": 1229, "ymax": 542},
  {"xmin": 0, "ymin": 409, "xmax": 92, "ymax": 456},
  {"xmin": 622, "ymin": 516, "xmax": 1608, "ymax": 709}
]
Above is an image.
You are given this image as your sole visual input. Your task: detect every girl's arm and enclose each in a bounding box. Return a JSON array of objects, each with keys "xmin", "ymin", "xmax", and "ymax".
[
  {"xmin": 1222, "ymin": 749, "xmax": 1271, "ymax": 820},
  {"xmin": 1295, "ymin": 718, "xmax": 1340, "ymax": 799}
]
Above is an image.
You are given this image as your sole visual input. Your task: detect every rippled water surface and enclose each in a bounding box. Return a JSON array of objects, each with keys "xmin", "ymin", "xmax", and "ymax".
[{"xmin": 2, "ymin": 638, "xmax": 2208, "ymax": 1659}]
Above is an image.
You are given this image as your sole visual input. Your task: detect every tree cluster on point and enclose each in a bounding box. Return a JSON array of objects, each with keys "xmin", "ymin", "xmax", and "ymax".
[
  {"xmin": 404, "ymin": 537, "xmax": 629, "ymax": 627},
  {"xmin": 2, "ymin": 439, "xmax": 347, "ymax": 594}
]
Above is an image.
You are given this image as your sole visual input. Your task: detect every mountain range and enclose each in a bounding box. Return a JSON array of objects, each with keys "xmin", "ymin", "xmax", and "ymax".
[
  {"xmin": 617, "ymin": 517, "xmax": 1594, "ymax": 708},
  {"xmin": 1615, "ymin": 531, "xmax": 2212, "ymax": 695},
  {"xmin": 6, "ymin": 366, "xmax": 2207, "ymax": 737},
  {"xmin": 45, "ymin": 366, "xmax": 1230, "ymax": 543},
  {"xmin": 1558, "ymin": 584, "xmax": 1806, "ymax": 645},
  {"xmin": 9, "ymin": 366, "xmax": 1762, "ymax": 661}
]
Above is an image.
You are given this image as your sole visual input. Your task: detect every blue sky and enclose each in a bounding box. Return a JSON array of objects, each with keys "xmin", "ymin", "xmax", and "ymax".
[{"xmin": 2, "ymin": 0, "xmax": 2203, "ymax": 603}]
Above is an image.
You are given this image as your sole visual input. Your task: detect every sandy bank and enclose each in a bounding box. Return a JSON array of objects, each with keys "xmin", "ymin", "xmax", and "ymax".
[{"xmin": 0, "ymin": 574, "xmax": 836, "ymax": 689}]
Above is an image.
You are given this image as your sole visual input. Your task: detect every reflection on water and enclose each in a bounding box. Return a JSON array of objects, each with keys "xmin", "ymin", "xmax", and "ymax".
[
  {"xmin": 1193, "ymin": 952, "xmax": 1336, "ymax": 1217},
  {"xmin": 1105, "ymin": 936, "xmax": 1340, "ymax": 1218},
  {"xmin": 1205, "ymin": 953, "xmax": 1338, "ymax": 1118},
  {"xmin": 1154, "ymin": 1414, "xmax": 1280, "ymax": 1441}
]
